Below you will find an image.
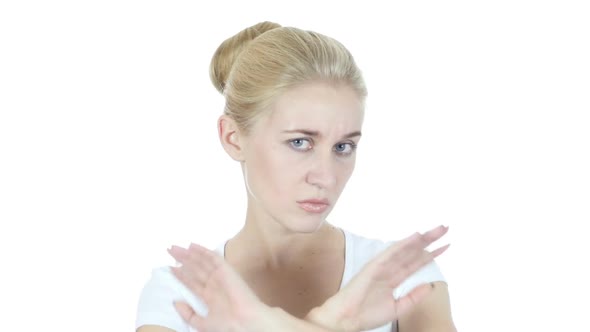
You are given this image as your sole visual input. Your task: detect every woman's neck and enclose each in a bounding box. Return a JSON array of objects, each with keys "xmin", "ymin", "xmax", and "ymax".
[{"xmin": 225, "ymin": 218, "xmax": 341, "ymax": 271}]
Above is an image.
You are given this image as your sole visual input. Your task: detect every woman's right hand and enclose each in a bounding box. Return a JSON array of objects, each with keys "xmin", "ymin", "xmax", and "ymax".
[
  {"xmin": 168, "ymin": 243, "xmax": 275, "ymax": 332},
  {"xmin": 305, "ymin": 225, "xmax": 450, "ymax": 332}
]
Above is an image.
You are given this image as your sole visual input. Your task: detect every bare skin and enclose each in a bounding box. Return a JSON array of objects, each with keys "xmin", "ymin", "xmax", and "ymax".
[
  {"xmin": 151, "ymin": 82, "xmax": 456, "ymax": 332},
  {"xmin": 224, "ymin": 223, "xmax": 346, "ymax": 319},
  {"xmin": 168, "ymin": 225, "xmax": 449, "ymax": 332},
  {"xmin": 305, "ymin": 226, "xmax": 449, "ymax": 332}
]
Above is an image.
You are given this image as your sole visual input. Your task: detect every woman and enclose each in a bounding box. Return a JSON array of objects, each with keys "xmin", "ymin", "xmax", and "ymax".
[{"xmin": 136, "ymin": 21, "xmax": 456, "ymax": 332}]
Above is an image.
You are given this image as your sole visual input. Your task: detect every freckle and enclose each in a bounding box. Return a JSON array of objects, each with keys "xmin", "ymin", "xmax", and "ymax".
[{"xmin": 299, "ymin": 266, "xmax": 303, "ymax": 270}]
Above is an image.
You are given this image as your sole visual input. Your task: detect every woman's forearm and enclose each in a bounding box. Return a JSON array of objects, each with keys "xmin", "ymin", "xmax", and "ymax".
[
  {"xmin": 304, "ymin": 305, "xmax": 354, "ymax": 332},
  {"xmin": 264, "ymin": 307, "xmax": 346, "ymax": 332}
]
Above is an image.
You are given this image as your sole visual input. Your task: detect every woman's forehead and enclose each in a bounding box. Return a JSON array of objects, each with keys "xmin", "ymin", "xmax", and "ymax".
[{"xmin": 262, "ymin": 83, "xmax": 364, "ymax": 129}]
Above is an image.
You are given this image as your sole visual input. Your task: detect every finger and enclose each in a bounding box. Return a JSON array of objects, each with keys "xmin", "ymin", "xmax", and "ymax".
[
  {"xmin": 174, "ymin": 301, "xmax": 206, "ymax": 331},
  {"xmin": 421, "ymin": 225, "xmax": 449, "ymax": 244},
  {"xmin": 169, "ymin": 266, "xmax": 206, "ymax": 298},
  {"xmin": 405, "ymin": 243, "xmax": 450, "ymax": 269},
  {"xmin": 184, "ymin": 244, "xmax": 224, "ymax": 284},
  {"xmin": 381, "ymin": 225, "xmax": 449, "ymax": 267},
  {"xmin": 380, "ymin": 230, "xmax": 427, "ymax": 262},
  {"xmin": 384, "ymin": 250, "xmax": 429, "ymax": 287},
  {"xmin": 370, "ymin": 232, "xmax": 419, "ymax": 268},
  {"xmin": 168, "ymin": 246, "xmax": 210, "ymax": 296},
  {"xmin": 398, "ymin": 225, "xmax": 448, "ymax": 254},
  {"xmin": 177, "ymin": 244, "xmax": 225, "ymax": 297},
  {"xmin": 188, "ymin": 243, "xmax": 222, "ymax": 274},
  {"xmin": 388, "ymin": 244, "xmax": 450, "ymax": 287},
  {"xmin": 393, "ymin": 283, "xmax": 433, "ymax": 317},
  {"xmin": 430, "ymin": 243, "xmax": 450, "ymax": 259},
  {"xmin": 172, "ymin": 261, "xmax": 212, "ymax": 297},
  {"xmin": 396, "ymin": 225, "xmax": 448, "ymax": 250},
  {"xmin": 168, "ymin": 245, "xmax": 189, "ymax": 263},
  {"xmin": 392, "ymin": 242, "xmax": 448, "ymax": 271},
  {"xmin": 173, "ymin": 244, "xmax": 216, "ymax": 278},
  {"xmin": 382, "ymin": 236, "xmax": 430, "ymax": 272},
  {"xmin": 168, "ymin": 243, "xmax": 215, "ymax": 267}
]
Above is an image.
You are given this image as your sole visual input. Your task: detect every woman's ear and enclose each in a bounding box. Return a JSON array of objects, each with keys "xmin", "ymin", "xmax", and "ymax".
[{"xmin": 218, "ymin": 115, "xmax": 245, "ymax": 161}]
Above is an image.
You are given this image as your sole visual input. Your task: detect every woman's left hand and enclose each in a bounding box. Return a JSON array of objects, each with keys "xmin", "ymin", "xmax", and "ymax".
[{"xmin": 306, "ymin": 225, "xmax": 450, "ymax": 332}]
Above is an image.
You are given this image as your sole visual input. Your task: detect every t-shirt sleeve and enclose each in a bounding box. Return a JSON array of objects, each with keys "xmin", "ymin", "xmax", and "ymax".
[
  {"xmin": 135, "ymin": 266, "xmax": 207, "ymax": 332},
  {"xmin": 392, "ymin": 260, "xmax": 446, "ymax": 300}
]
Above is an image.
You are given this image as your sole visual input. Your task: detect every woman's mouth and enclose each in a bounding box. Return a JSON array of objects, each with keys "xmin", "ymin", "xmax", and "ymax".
[{"xmin": 297, "ymin": 199, "xmax": 329, "ymax": 213}]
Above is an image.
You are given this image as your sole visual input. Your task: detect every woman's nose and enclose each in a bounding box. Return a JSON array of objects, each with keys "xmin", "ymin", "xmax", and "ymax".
[{"xmin": 305, "ymin": 152, "xmax": 337, "ymax": 190}]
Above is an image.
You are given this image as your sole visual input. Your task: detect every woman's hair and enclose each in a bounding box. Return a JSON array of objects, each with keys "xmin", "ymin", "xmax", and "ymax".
[{"xmin": 210, "ymin": 21, "xmax": 367, "ymax": 134}]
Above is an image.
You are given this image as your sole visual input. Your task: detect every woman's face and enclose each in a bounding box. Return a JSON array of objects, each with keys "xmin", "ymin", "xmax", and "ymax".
[{"xmin": 241, "ymin": 81, "xmax": 364, "ymax": 233}]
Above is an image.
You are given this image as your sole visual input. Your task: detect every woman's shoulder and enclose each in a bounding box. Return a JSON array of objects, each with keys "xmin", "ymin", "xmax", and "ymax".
[
  {"xmin": 342, "ymin": 228, "xmax": 390, "ymax": 260},
  {"xmin": 136, "ymin": 266, "xmax": 206, "ymax": 332}
]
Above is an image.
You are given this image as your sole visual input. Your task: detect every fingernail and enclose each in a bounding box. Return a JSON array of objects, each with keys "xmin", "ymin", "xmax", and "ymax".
[
  {"xmin": 437, "ymin": 243, "xmax": 451, "ymax": 254},
  {"xmin": 169, "ymin": 245, "xmax": 183, "ymax": 252}
]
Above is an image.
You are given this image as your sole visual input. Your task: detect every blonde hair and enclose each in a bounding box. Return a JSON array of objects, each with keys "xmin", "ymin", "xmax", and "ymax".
[{"xmin": 210, "ymin": 21, "xmax": 367, "ymax": 134}]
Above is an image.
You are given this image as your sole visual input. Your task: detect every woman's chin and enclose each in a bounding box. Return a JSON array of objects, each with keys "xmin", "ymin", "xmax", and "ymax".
[{"xmin": 282, "ymin": 216, "xmax": 327, "ymax": 234}]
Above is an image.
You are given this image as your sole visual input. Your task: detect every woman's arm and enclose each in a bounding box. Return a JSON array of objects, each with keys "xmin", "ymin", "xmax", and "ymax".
[
  {"xmin": 168, "ymin": 244, "xmax": 344, "ymax": 332},
  {"xmin": 397, "ymin": 281, "xmax": 457, "ymax": 332},
  {"xmin": 302, "ymin": 227, "xmax": 451, "ymax": 332},
  {"xmin": 266, "ymin": 307, "xmax": 348, "ymax": 332},
  {"xmin": 167, "ymin": 225, "xmax": 450, "ymax": 332},
  {"xmin": 136, "ymin": 326, "xmax": 177, "ymax": 332}
]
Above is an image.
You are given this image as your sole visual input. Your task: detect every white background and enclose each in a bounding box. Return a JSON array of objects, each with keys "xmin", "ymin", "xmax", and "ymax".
[{"xmin": 1, "ymin": 1, "xmax": 589, "ymax": 331}]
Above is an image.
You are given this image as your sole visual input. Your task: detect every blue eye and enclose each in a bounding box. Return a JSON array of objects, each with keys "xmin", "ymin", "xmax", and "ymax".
[
  {"xmin": 289, "ymin": 138, "xmax": 312, "ymax": 151},
  {"xmin": 334, "ymin": 142, "xmax": 357, "ymax": 155}
]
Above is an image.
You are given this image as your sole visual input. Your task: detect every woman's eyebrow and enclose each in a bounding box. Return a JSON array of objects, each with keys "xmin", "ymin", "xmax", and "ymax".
[
  {"xmin": 282, "ymin": 129, "xmax": 362, "ymax": 139},
  {"xmin": 282, "ymin": 129, "xmax": 320, "ymax": 137},
  {"xmin": 343, "ymin": 131, "xmax": 362, "ymax": 139}
]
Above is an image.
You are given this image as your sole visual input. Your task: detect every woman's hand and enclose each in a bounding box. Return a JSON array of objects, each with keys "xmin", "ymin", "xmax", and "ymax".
[
  {"xmin": 167, "ymin": 225, "xmax": 449, "ymax": 332},
  {"xmin": 167, "ymin": 243, "xmax": 274, "ymax": 332},
  {"xmin": 306, "ymin": 225, "xmax": 450, "ymax": 332}
]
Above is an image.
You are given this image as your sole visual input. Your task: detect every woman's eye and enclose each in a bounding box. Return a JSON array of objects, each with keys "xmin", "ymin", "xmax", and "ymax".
[
  {"xmin": 289, "ymin": 138, "xmax": 312, "ymax": 151},
  {"xmin": 334, "ymin": 142, "xmax": 356, "ymax": 155}
]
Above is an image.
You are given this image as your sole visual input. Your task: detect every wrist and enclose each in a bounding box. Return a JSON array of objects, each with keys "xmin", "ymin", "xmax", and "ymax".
[
  {"xmin": 305, "ymin": 306, "xmax": 357, "ymax": 332},
  {"xmin": 258, "ymin": 306, "xmax": 279, "ymax": 331},
  {"xmin": 305, "ymin": 306, "xmax": 330, "ymax": 326}
]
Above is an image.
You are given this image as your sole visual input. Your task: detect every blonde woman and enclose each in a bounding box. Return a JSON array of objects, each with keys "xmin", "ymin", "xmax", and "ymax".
[{"xmin": 136, "ymin": 21, "xmax": 456, "ymax": 332}]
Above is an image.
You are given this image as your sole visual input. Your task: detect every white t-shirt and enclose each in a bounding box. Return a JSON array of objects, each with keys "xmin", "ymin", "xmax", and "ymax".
[{"xmin": 136, "ymin": 229, "xmax": 446, "ymax": 332}]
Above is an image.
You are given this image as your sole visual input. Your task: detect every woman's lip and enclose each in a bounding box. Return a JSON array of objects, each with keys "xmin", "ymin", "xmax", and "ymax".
[
  {"xmin": 298, "ymin": 199, "xmax": 330, "ymax": 205},
  {"xmin": 298, "ymin": 202, "xmax": 329, "ymax": 213}
]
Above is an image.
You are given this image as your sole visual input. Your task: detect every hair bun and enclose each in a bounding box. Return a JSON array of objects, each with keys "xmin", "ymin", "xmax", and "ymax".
[{"xmin": 210, "ymin": 21, "xmax": 282, "ymax": 94}]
